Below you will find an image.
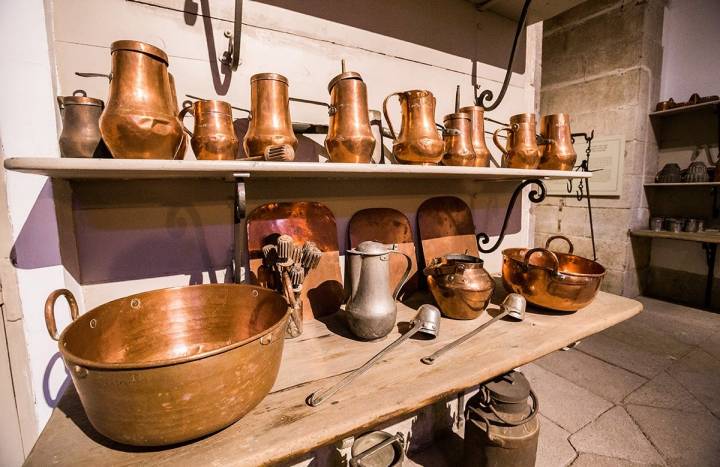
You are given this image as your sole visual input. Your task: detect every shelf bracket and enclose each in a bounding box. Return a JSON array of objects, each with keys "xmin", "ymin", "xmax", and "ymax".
[
  {"xmin": 233, "ymin": 177, "xmax": 246, "ymax": 283},
  {"xmin": 476, "ymin": 178, "xmax": 546, "ymax": 253},
  {"xmin": 220, "ymin": 0, "xmax": 243, "ymax": 71}
]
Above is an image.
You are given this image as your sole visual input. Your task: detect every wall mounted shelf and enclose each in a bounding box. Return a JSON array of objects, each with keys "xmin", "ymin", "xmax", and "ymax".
[{"xmin": 649, "ymin": 100, "xmax": 719, "ymax": 150}]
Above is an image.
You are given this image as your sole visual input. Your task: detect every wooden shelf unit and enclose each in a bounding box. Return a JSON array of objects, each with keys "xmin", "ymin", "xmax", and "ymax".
[{"xmin": 649, "ymin": 100, "xmax": 719, "ymax": 150}]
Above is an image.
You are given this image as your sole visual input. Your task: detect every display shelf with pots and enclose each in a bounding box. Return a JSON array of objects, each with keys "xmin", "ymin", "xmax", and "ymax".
[{"xmin": 649, "ymin": 99, "xmax": 720, "ymax": 149}]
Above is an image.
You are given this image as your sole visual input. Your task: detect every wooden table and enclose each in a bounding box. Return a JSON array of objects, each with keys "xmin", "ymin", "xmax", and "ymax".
[{"xmin": 26, "ymin": 291, "xmax": 641, "ymax": 466}]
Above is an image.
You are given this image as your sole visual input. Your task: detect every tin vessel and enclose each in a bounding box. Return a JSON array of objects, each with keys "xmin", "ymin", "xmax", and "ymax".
[{"xmin": 57, "ymin": 90, "xmax": 106, "ymax": 158}]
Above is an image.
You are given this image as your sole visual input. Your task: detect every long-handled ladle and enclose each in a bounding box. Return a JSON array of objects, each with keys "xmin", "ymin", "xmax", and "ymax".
[
  {"xmin": 421, "ymin": 293, "xmax": 526, "ymax": 365},
  {"xmin": 307, "ymin": 304, "xmax": 442, "ymax": 407}
]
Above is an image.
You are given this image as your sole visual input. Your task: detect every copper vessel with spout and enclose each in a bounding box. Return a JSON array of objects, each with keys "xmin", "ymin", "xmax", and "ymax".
[
  {"xmin": 243, "ymin": 73, "xmax": 298, "ymax": 159},
  {"xmin": 57, "ymin": 90, "xmax": 107, "ymax": 158},
  {"xmin": 168, "ymin": 73, "xmax": 187, "ymax": 159},
  {"xmin": 493, "ymin": 113, "xmax": 540, "ymax": 169},
  {"xmin": 383, "ymin": 90, "xmax": 444, "ymax": 165},
  {"xmin": 459, "ymin": 105, "xmax": 493, "ymax": 167},
  {"xmin": 179, "ymin": 100, "xmax": 239, "ymax": 160},
  {"xmin": 99, "ymin": 40, "xmax": 184, "ymax": 159},
  {"xmin": 441, "ymin": 112, "xmax": 476, "ymax": 166},
  {"xmin": 539, "ymin": 113, "xmax": 576, "ymax": 171}
]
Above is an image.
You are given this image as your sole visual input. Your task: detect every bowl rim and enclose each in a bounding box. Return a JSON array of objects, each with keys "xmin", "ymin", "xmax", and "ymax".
[{"xmin": 502, "ymin": 247, "xmax": 607, "ymax": 278}]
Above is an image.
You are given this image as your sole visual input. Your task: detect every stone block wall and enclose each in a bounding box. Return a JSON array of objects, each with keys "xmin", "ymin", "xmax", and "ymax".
[{"xmin": 535, "ymin": 0, "xmax": 665, "ymax": 296}]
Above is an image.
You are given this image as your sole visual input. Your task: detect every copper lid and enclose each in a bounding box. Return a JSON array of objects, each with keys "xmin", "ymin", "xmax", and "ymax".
[
  {"xmin": 58, "ymin": 90, "xmax": 104, "ymax": 108},
  {"xmin": 250, "ymin": 73, "xmax": 289, "ymax": 85},
  {"xmin": 195, "ymin": 99, "xmax": 233, "ymax": 116},
  {"xmin": 327, "ymin": 71, "xmax": 363, "ymax": 93},
  {"xmin": 111, "ymin": 40, "xmax": 169, "ymax": 65},
  {"xmin": 459, "ymin": 105, "xmax": 484, "ymax": 115},
  {"xmin": 443, "ymin": 112, "xmax": 471, "ymax": 122}
]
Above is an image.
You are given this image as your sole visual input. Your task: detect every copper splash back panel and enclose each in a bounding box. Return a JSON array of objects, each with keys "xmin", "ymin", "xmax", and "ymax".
[
  {"xmin": 348, "ymin": 208, "xmax": 418, "ymax": 298},
  {"xmin": 247, "ymin": 202, "xmax": 343, "ymax": 319},
  {"xmin": 418, "ymin": 196, "xmax": 479, "ymax": 267}
]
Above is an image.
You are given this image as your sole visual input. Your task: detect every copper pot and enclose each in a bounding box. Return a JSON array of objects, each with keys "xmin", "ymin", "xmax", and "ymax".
[
  {"xmin": 99, "ymin": 40, "xmax": 184, "ymax": 159},
  {"xmin": 502, "ymin": 236, "xmax": 606, "ymax": 312},
  {"xmin": 383, "ymin": 90, "xmax": 444, "ymax": 165},
  {"xmin": 44, "ymin": 284, "xmax": 289, "ymax": 446},
  {"xmin": 243, "ymin": 73, "xmax": 298, "ymax": 159},
  {"xmin": 459, "ymin": 105, "xmax": 492, "ymax": 167},
  {"xmin": 539, "ymin": 113, "xmax": 576, "ymax": 171},
  {"xmin": 179, "ymin": 99, "xmax": 239, "ymax": 160},
  {"xmin": 423, "ymin": 254, "xmax": 495, "ymax": 320},
  {"xmin": 325, "ymin": 70, "xmax": 376, "ymax": 163},
  {"xmin": 57, "ymin": 90, "xmax": 107, "ymax": 158},
  {"xmin": 493, "ymin": 113, "xmax": 540, "ymax": 169},
  {"xmin": 441, "ymin": 112, "xmax": 476, "ymax": 166}
]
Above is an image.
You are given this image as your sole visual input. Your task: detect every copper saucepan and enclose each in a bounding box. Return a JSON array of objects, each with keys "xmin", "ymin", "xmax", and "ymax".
[
  {"xmin": 501, "ymin": 235, "xmax": 606, "ymax": 312},
  {"xmin": 45, "ymin": 284, "xmax": 289, "ymax": 446}
]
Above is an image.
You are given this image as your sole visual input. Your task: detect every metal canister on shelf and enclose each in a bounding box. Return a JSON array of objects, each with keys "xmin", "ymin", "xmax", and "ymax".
[
  {"xmin": 665, "ymin": 218, "xmax": 682, "ymax": 233},
  {"xmin": 698, "ymin": 219, "xmax": 705, "ymax": 232},
  {"xmin": 650, "ymin": 217, "xmax": 664, "ymax": 232},
  {"xmin": 56, "ymin": 90, "xmax": 107, "ymax": 158},
  {"xmin": 684, "ymin": 218, "xmax": 700, "ymax": 233}
]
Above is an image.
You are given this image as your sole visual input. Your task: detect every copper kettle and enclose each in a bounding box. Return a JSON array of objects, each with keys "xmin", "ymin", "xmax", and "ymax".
[
  {"xmin": 57, "ymin": 90, "xmax": 107, "ymax": 158},
  {"xmin": 383, "ymin": 90, "xmax": 444, "ymax": 165},
  {"xmin": 539, "ymin": 113, "xmax": 576, "ymax": 171},
  {"xmin": 179, "ymin": 100, "xmax": 239, "ymax": 160},
  {"xmin": 493, "ymin": 113, "xmax": 540, "ymax": 169}
]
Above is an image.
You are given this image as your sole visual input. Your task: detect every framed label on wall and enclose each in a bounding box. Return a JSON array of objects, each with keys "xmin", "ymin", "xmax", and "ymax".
[{"xmin": 546, "ymin": 135, "xmax": 625, "ymax": 197}]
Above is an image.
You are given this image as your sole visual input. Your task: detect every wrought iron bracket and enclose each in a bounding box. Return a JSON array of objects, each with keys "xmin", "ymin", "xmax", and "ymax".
[
  {"xmin": 233, "ymin": 176, "xmax": 247, "ymax": 283},
  {"xmin": 476, "ymin": 178, "xmax": 546, "ymax": 253},
  {"xmin": 220, "ymin": 0, "xmax": 243, "ymax": 70}
]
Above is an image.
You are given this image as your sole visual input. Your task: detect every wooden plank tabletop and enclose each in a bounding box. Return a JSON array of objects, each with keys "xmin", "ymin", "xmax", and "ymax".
[
  {"xmin": 26, "ymin": 290, "xmax": 641, "ymax": 466},
  {"xmin": 629, "ymin": 229, "xmax": 720, "ymax": 244}
]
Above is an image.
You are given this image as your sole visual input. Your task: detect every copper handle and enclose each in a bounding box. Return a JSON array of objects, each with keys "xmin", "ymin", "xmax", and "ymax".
[
  {"xmin": 389, "ymin": 249, "xmax": 413, "ymax": 300},
  {"xmin": 545, "ymin": 235, "xmax": 574, "ymax": 254},
  {"xmin": 44, "ymin": 289, "xmax": 80, "ymax": 341},
  {"xmin": 492, "ymin": 127, "xmax": 512, "ymax": 156},
  {"xmin": 523, "ymin": 248, "xmax": 560, "ymax": 275},
  {"xmin": 382, "ymin": 92, "xmax": 402, "ymax": 140},
  {"xmin": 178, "ymin": 101, "xmax": 194, "ymax": 137}
]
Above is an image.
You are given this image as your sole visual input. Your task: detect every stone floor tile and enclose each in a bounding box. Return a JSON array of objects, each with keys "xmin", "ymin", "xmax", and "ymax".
[
  {"xmin": 571, "ymin": 453, "xmax": 663, "ymax": 466},
  {"xmin": 569, "ymin": 406, "xmax": 664, "ymax": 465},
  {"xmin": 698, "ymin": 330, "xmax": 720, "ymax": 361},
  {"xmin": 536, "ymin": 349, "xmax": 647, "ymax": 403},
  {"xmin": 600, "ymin": 317, "xmax": 694, "ymax": 360},
  {"xmin": 635, "ymin": 297, "xmax": 720, "ymax": 346},
  {"xmin": 627, "ymin": 404, "xmax": 720, "ymax": 467},
  {"xmin": 577, "ymin": 333, "xmax": 676, "ymax": 378},
  {"xmin": 666, "ymin": 349, "xmax": 720, "ymax": 417},
  {"xmin": 624, "ymin": 371, "xmax": 708, "ymax": 413},
  {"xmin": 521, "ymin": 363, "xmax": 613, "ymax": 433},
  {"xmin": 537, "ymin": 414, "xmax": 576, "ymax": 467}
]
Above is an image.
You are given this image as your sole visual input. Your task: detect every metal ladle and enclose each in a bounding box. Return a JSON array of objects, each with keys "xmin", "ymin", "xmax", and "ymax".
[
  {"xmin": 307, "ymin": 304, "xmax": 441, "ymax": 407},
  {"xmin": 421, "ymin": 293, "xmax": 526, "ymax": 365}
]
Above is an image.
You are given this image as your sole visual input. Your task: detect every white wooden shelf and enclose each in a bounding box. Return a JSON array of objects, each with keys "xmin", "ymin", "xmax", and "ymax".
[{"xmin": 3, "ymin": 157, "xmax": 591, "ymax": 182}]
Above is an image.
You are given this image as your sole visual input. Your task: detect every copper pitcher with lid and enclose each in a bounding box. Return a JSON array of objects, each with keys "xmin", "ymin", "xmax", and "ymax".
[
  {"xmin": 459, "ymin": 105, "xmax": 493, "ymax": 167},
  {"xmin": 98, "ymin": 40, "xmax": 184, "ymax": 159},
  {"xmin": 325, "ymin": 62, "xmax": 376, "ymax": 163},
  {"xmin": 441, "ymin": 112, "xmax": 476, "ymax": 166},
  {"xmin": 539, "ymin": 113, "xmax": 576, "ymax": 171},
  {"xmin": 243, "ymin": 73, "xmax": 298, "ymax": 160},
  {"xmin": 57, "ymin": 90, "xmax": 108, "ymax": 158},
  {"xmin": 383, "ymin": 90, "xmax": 444, "ymax": 165},
  {"xmin": 179, "ymin": 100, "xmax": 239, "ymax": 160},
  {"xmin": 493, "ymin": 113, "xmax": 540, "ymax": 169}
]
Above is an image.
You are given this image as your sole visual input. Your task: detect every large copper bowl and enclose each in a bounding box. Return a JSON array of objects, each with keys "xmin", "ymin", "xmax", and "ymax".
[
  {"xmin": 502, "ymin": 236, "xmax": 606, "ymax": 312},
  {"xmin": 424, "ymin": 254, "xmax": 495, "ymax": 320},
  {"xmin": 44, "ymin": 284, "xmax": 289, "ymax": 446}
]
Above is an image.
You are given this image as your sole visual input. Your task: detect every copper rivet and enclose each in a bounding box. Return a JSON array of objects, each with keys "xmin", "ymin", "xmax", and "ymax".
[
  {"xmin": 130, "ymin": 298, "xmax": 141, "ymax": 309},
  {"xmin": 89, "ymin": 318, "xmax": 97, "ymax": 329},
  {"xmin": 252, "ymin": 290, "xmax": 259, "ymax": 297}
]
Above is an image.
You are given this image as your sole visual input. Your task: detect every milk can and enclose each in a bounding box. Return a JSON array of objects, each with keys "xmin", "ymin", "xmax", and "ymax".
[{"xmin": 463, "ymin": 370, "xmax": 540, "ymax": 467}]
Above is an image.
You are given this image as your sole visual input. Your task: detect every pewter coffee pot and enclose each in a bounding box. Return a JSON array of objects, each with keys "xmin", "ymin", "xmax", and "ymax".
[{"xmin": 346, "ymin": 241, "xmax": 412, "ymax": 340}]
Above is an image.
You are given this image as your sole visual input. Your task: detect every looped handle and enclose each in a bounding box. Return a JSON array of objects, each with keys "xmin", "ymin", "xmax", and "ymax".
[
  {"xmin": 388, "ymin": 248, "xmax": 413, "ymax": 300},
  {"xmin": 545, "ymin": 235, "xmax": 574, "ymax": 254},
  {"xmin": 72, "ymin": 90, "xmax": 88, "ymax": 97},
  {"xmin": 492, "ymin": 127, "xmax": 513, "ymax": 156},
  {"xmin": 44, "ymin": 289, "xmax": 80, "ymax": 341},
  {"xmin": 178, "ymin": 101, "xmax": 194, "ymax": 137},
  {"xmin": 523, "ymin": 248, "xmax": 560, "ymax": 275},
  {"xmin": 382, "ymin": 92, "xmax": 402, "ymax": 140}
]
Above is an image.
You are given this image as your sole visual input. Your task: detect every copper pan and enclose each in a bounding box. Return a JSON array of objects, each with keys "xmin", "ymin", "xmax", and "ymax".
[
  {"xmin": 44, "ymin": 284, "xmax": 289, "ymax": 446},
  {"xmin": 502, "ymin": 235, "xmax": 605, "ymax": 312}
]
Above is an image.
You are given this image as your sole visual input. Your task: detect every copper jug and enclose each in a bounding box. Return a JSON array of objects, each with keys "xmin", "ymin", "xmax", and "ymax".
[
  {"xmin": 459, "ymin": 106, "xmax": 493, "ymax": 167},
  {"xmin": 179, "ymin": 100, "xmax": 239, "ymax": 160},
  {"xmin": 243, "ymin": 73, "xmax": 298, "ymax": 159},
  {"xmin": 99, "ymin": 40, "xmax": 184, "ymax": 159},
  {"xmin": 441, "ymin": 112, "xmax": 476, "ymax": 166},
  {"xmin": 383, "ymin": 90, "xmax": 444, "ymax": 165},
  {"xmin": 168, "ymin": 73, "xmax": 187, "ymax": 160},
  {"xmin": 493, "ymin": 113, "xmax": 540, "ymax": 169},
  {"xmin": 57, "ymin": 90, "xmax": 107, "ymax": 158},
  {"xmin": 539, "ymin": 113, "xmax": 576, "ymax": 171},
  {"xmin": 325, "ymin": 66, "xmax": 376, "ymax": 163}
]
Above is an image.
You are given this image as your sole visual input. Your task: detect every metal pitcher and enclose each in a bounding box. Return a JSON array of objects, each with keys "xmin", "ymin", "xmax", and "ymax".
[
  {"xmin": 325, "ymin": 65, "xmax": 376, "ymax": 163},
  {"xmin": 442, "ymin": 112, "xmax": 476, "ymax": 166},
  {"xmin": 539, "ymin": 113, "xmax": 576, "ymax": 171},
  {"xmin": 179, "ymin": 99, "xmax": 239, "ymax": 160},
  {"xmin": 459, "ymin": 105, "xmax": 493, "ymax": 167},
  {"xmin": 57, "ymin": 90, "xmax": 107, "ymax": 158},
  {"xmin": 243, "ymin": 73, "xmax": 298, "ymax": 159},
  {"xmin": 493, "ymin": 113, "xmax": 540, "ymax": 169},
  {"xmin": 98, "ymin": 40, "xmax": 184, "ymax": 159},
  {"xmin": 346, "ymin": 241, "xmax": 412, "ymax": 340},
  {"xmin": 383, "ymin": 90, "xmax": 444, "ymax": 165}
]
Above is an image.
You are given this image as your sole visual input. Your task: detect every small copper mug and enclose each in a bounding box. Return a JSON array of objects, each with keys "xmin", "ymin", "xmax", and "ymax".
[
  {"xmin": 441, "ymin": 112, "xmax": 476, "ymax": 166},
  {"xmin": 243, "ymin": 73, "xmax": 298, "ymax": 159},
  {"xmin": 179, "ymin": 100, "xmax": 239, "ymax": 160},
  {"xmin": 325, "ymin": 70, "xmax": 376, "ymax": 163},
  {"xmin": 539, "ymin": 113, "xmax": 576, "ymax": 171},
  {"xmin": 493, "ymin": 113, "xmax": 540, "ymax": 169},
  {"xmin": 57, "ymin": 90, "xmax": 107, "ymax": 158},
  {"xmin": 383, "ymin": 90, "xmax": 444, "ymax": 165},
  {"xmin": 459, "ymin": 106, "xmax": 493, "ymax": 167}
]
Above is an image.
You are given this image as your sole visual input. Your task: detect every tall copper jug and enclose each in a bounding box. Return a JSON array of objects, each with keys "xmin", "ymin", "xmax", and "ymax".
[
  {"xmin": 168, "ymin": 73, "xmax": 187, "ymax": 160},
  {"xmin": 243, "ymin": 73, "xmax": 298, "ymax": 159},
  {"xmin": 383, "ymin": 90, "xmax": 444, "ymax": 165},
  {"xmin": 57, "ymin": 90, "xmax": 107, "ymax": 158},
  {"xmin": 539, "ymin": 113, "xmax": 576, "ymax": 171},
  {"xmin": 325, "ymin": 69, "xmax": 376, "ymax": 163},
  {"xmin": 493, "ymin": 113, "xmax": 540, "ymax": 169},
  {"xmin": 179, "ymin": 100, "xmax": 239, "ymax": 160},
  {"xmin": 441, "ymin": 112, "xmax": 476, "ymax": 166},
  {"xmin": 459, "ymin": 105, "xmax": 493, "ymax": 167},
  {"xmin": 99, "ymin": 40, "xmax": 184, "ymax": 159}
]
